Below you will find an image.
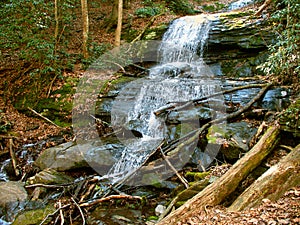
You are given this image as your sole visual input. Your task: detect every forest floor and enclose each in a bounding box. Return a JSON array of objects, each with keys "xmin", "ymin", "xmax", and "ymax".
[{"xmin": 0, "ymin": 0, "xmax": 299, "ymax": 224}]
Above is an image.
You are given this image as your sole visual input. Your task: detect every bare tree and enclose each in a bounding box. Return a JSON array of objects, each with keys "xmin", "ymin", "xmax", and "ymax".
[
  {"xmin": 81, "ymin": 0, "xmax": 89, "ymax": 58},
  {"xmin": 114, "ymin": 0, "xmax": 123, "ymax": 47}
]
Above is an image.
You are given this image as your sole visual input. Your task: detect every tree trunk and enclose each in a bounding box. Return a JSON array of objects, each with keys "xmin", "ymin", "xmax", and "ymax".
[
  {"xmin": 229, "ymin": 143, "xmax": 300, "ymax": 211},
  {"xmin": 54, "ymin": 0, "xmax": 59, "ymax": 42},
  {"xmin": 157, "ymin": 125, "xmax": 280, "ymax": 224},
  {"xmin": 81, "ymin": 0, "xmax": 89, "ymax": 58},
  {"xmin": 114, "ymin": 0, "xmax": 123, "ymax": 47}
]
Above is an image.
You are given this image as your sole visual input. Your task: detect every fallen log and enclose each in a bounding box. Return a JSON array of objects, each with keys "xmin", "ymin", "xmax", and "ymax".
[
  {"xmin": 157, "ymin": 125, "xmax": 280, "ymax": 224},
  {"xmin": 229, "ymin": 143, "xmax": 300, "ymax": 211}
]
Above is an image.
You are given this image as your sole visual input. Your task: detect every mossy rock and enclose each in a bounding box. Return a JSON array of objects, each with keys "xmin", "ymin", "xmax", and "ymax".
[
  {"xmin": 12, "ymin": 204, "xmax": 56, "ymax": 225},
  {"xmin": 14, "ymin": 76, "xmax": 79, "ymax": 127}
]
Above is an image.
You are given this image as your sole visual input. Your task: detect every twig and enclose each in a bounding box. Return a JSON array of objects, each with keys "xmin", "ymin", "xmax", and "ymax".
[
  {"xmin": 158, "ymin": 196, "xmax": 178, "ymax": 221},
  {"xmin": 279, "ymin": 145, "xmax": 294, "ymax": 152},
  {"xmin": 103, "ymin": 60, "xmax": 126, "ymax": 73},
  {"xmin": 160, "ymin": 147, "xmax": 189, "ymax": 189},
  {"xmin": 9, "ymin": 138, "xmax": 19, "ymax": 177},
  {"xmin": 47, "ymin": 73, "xmax": 59, "ymax": 98},
  {"xmin": 58, "ymin": 200, "xmax": 64, "ymax": 225},
  {"xmin": 28, "ymin": 107, "xmax": 62, "ymax": 128},
  {"xmin": 79, "ymin": 195, "xmax": 142, "ymax": 207},
  {"xmin": 39, "ymin": 204, "xmax": 70, "ymax": 225},
  {"xmin": 79, "ymin": 183, "xmax": 96, "ymax": 203},
  {"xmin": 71, "ymin": 197, "xmax": 86, "ymax": 225}
]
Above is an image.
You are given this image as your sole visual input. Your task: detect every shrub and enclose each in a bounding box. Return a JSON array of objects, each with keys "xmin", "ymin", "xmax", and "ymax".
[{"xmin": 258, "ymin": 0, "xmax": 300, "ymax": 85}]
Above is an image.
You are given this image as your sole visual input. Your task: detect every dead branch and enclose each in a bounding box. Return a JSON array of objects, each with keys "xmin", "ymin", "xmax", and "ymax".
[
  {"xmin": 160, "ymin": 147, "xmax": 189, "ymax": 189},
  {"xmin": 39, "ymin": 204, "xmax": 71, "ymax": 225},
  {"xmin": 154, "ymin": 83, "xmax": 269, "ymax": 116},
  {"xmin": 9, "ymin": 138, "xmax": 19, "ymax": 177},
  {"xmin": 28, "ymin": 107, "xmax": 62, "ymax": 128},
  {"xmin": 79, "ymin": 195, "xmax": 142, "ymax": 207},
  {"xmin": 255, "ymin": 0, "xmax": 272, "ymax": 16},
  {"xmin": 279, "ymin": 144, "xmax": 294, "ymax": 152},
  {"xmin": 71, "ymin": 197, "xmax": 86, "ymax": 225},
  {"xmin": 58, "ymin": 200, "xmax": 64, "ymax": 225}
]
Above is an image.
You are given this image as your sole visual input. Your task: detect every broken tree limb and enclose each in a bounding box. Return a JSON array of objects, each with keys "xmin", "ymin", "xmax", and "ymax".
[
  {"xmin": 229, "ymin": 143, "xmax": 300, "ymax": 211},
  {"xmin": 255, "ymin": 0, "xmax": 272, "ymax": 16},
  {"xmin": 79, "ymin": 195, "xmax": 142, "ymax": 207},
  {"xmin": 154, "ymin": 83, "xmax": 269, "ymax": 116},
  {"xmin": 9, "ymin": 138, "xmax": 19, "ymax": 177},
  {"xmin": 160, "ymin": 147, "xmax": 189, "ymax": 189},
  {"xmin": 28, "ymin": 107, "xmax": 62, "ymax": 128},
  {"xmin": 157, "ymin": 125, "xmax": 280, "ymax": 224}
]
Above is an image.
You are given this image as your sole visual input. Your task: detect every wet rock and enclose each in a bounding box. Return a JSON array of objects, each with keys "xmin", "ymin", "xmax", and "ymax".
[
  {"xmin": 166, "ymin": 106, "xmax": 215, "ymax": 124},
  {"xmin": 0, "ymin": 181, "xmax": 28, "ymax": 222},
  {"xmin": 207, "ymin": 121, "xmax": 257, "ymax": 161},
  {"xmin": 89, "ymin": 208, "xmax": 142, "ymax": 225},
  {"xmin": 27, "ymin": 168, "xmax": 74, "ymax": 185},
  {"xmin": 155, "ymin": 205, "xmax": 166, "ymax": 216},
  {"xmin": 34, "ymin": 140, "xmax": 120, "ymax": 173},
  {"xmin": 12, "ymin": 204, "xmax": 56, "ymax": 225}
]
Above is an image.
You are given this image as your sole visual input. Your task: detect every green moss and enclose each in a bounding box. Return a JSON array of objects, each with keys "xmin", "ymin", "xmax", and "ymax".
[
  {"xmin": 12, "ymin": 204, "xmax": 56, "ymax": 225},
  {"xmin": 147, "ymin": 215, "xmax": 159, "ymax": 221},
  {"xmin": 175, "ymin": 201, "xmax": 186, "ymax": 207},
  {"xmin": 185, "ymin": 171, "xmax": 210, "ymax": 181}
]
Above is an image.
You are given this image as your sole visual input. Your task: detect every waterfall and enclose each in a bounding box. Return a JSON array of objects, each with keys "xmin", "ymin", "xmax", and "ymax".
[
  {"xmin": 108, "ymin": 14, "xmax": 219, "ymax": 184},
  {"xmin": 160, "ymin": 15, "xmax": 212, "ymax": 63}
]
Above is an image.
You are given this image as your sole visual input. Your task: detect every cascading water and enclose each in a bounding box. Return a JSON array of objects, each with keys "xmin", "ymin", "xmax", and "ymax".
[{"xmin": 107, "ymin": 14, "xmax": 221, "ymax": 184}]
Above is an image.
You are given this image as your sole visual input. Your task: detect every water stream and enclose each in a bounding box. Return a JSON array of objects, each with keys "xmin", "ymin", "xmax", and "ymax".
[{"xmin": 107, "ymin": 14, "xmax": 223, "ymax": 184}]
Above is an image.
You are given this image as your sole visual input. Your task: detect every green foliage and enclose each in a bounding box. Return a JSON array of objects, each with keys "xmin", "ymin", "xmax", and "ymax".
[
  {"xmin": 258, "ymin": 0, "xmax": 300, "ymax": 84},
  {"xmin": 165, "ymin": 0, "xmax": 195, "ymax": 15},
  {"xmin": 201, "ymin": 3, "xmax": 226, "ymax": 12},
  {"xmin": 0, "ymin": 0, "xmax": 79, "ymax": 79},
  {"xmin": 135, "ymin": 6, "xmax": 162, "ymax": 18}
]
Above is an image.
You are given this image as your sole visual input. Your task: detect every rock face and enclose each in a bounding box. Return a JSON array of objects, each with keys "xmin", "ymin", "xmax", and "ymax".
[
  {"xmin": 203, "ymin": 11, "xmax": 274, "ymax": 77},
  {"xmin": 0, "ymin": 181, "xmax": 28, "ymax": 222}
]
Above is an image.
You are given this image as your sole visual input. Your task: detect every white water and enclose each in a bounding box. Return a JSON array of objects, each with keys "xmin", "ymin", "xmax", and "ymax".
[
  {"xmin": 228, "ymin": 0, "xmax": 255, "ymax": 10},
  {"xmin": 108, "ymin": 14, "xmax": 220, "ymax": 184}
]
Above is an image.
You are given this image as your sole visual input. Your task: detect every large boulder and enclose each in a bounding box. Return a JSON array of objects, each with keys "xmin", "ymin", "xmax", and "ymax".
[
  {"xmin": 207, "ymin": 121, "xmax": 257, "ymax": 161},
  {"xmin": 34, "ymin": 140, "xmax": 121, "ymax": 174}
]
